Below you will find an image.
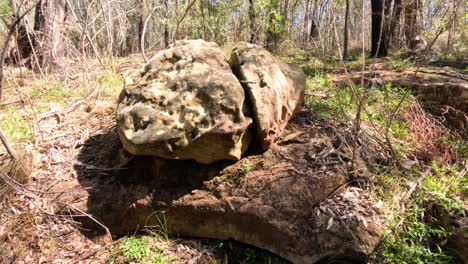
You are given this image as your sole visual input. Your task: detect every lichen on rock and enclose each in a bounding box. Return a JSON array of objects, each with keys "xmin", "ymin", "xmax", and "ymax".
[{"xmin": 117, "ymin": 40, "xmax": 253, "ymax": 164}]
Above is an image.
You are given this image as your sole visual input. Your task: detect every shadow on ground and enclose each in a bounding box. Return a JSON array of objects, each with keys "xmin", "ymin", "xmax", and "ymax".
[{"xmin": 73, "ymin": 127, "xmax": 234, "ymax": 237}]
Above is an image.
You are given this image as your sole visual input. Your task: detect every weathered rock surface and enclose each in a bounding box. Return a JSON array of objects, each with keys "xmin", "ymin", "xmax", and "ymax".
[
  {"xmin": 230, "ymin": 42, "xmax": 306, "ymax": 150},
  {"xmin": 61, "ymin": 114, "xmax": 384, "ymax": 264},
  {"xmin": 116, "ymin": 40, "xmax": 252, "ymax": 164}
]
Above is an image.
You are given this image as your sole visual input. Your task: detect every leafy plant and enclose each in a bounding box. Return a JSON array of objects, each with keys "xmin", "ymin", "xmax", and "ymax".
[
  {"xmin": 116, "ymin": 236, "xmax": 175, "ymax": 264},
  {"xmin": 0, "ymin": 0, "xmax": 12, "ymax": 18},
  {"xmin": 305, "ymin": 73, "xmax": 351, "ymax": 121},
  {"xmin": 119, "ymin": 237, "xmax": 150, "ymax": 261},
  {"xmin": 379, "ymin": 206, "xmax": 454, "ymax": 264}
]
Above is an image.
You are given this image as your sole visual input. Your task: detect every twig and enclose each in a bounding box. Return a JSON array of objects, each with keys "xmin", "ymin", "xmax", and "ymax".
[
  {"xmin": 141, "ymin": 5, "xmax": 162, "ymax": 63},
  {"xmin": 0, "ymin": 128, "xmax": 16, "ymax": 160},
  {"xmin": 0, "ymin": 99, "xmax": 24, "ymax": 107},
  {"xmin": 60, "ymin": 201, "xmax": 112, "ymax": 239},
  {"xmin": 174, "ymin": 0, "xmax": 198, "ymax": 40}
]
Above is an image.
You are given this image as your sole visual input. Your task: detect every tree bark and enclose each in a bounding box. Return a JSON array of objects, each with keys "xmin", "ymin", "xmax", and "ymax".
[
  {"xmin": 309, "ymin": 0, "xmax": 318, "ymax": 40},
  {"xmin": 370, "ymin": 0, "xmax": 389, "ymax": 57},
  {"xmin": 303, "ymin": 0, "xmax": 310, "ymax": 45},
  {"xmin": 248, "ymin": 0, "xmax": 256, "ymax": 43},
  {"xmin": 34, "ymin": 0, "xmax": 68, "ymax": 67},
  {"xmin": 389, "ymin": 0, "xmax": 403, "ymax": 48},
  {"xmin": 343, "ymin": 0, "xmax": 350, "ymax": 59},
  {"xmin": 200, "ymin": 0, "xmax": 206, "ymax": 40},
  {"xmin": 163, "ymin": 0, "xmax": 169, "ymax": 47},
  {"xmin": 404, "ymin": 0, "xmax": 423, "ymax": 50}
]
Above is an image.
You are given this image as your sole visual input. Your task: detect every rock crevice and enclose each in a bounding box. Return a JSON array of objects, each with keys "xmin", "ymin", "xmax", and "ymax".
[{"xmin": 117, "ymin": 40, "xmax": 306, "ymax": 164}]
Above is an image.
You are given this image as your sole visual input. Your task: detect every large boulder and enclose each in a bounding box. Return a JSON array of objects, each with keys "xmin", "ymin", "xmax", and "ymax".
[
  {"xmin": 230, "ymin": 43, "xmax": 306, "ymax": 150},
  {"xmin": 116, "ymin": 40, "xmax": 252, "ymax": 164}
]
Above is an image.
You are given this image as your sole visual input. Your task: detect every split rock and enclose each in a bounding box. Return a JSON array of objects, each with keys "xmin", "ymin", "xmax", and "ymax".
[
  {"xmin": 230, "ymin": 42, "xmax": 306, "ymax": 150},
  {"xmin": 116, "ymin": 40, "xmax": 252, "ymax": 164}
]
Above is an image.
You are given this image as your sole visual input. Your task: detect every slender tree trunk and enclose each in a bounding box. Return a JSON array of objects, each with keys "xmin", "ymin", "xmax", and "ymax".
[
  {"xmin": 200, "ymin": 0, "xmax": 206, "ymax": 40},
  {"xmin": 309, "ymin": 0, "xmax": 318, "ymax": 40},
  {"xmin": 163, "ymin": 0, "xmax": 169, "ymax": 47},
  {"xmin": 282, "ymin": 0, "xmax": 289, "ymax": 35},
  {"xmin": 138, "ymin": 2, "xmax": 144, "ymax": 51},
  {"xmin": 303, "ymin": 0, "xmax": 310, "ymax": 45},
  {"xmin": 343, "ymin": 0, "xmax": 350, "ymax": 59},
  {"xmin": 248, "ymin": 0, "xmax": 256, "ymax": 43}
]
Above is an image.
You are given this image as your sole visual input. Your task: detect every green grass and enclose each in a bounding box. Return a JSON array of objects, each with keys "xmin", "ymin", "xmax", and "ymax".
[
  {"xmin": 373, "ymin": 163, "xmax": 466, "ymax": 263},
  {"xmin": 304, "ymin": 72, "xmax": 352, "ymax": 121},
  {"xmin": 378, "ymin": 206, "xmax": 454, "ymax": 264},
  {"xmin": 29, "ymin": 81, "xmax": 80, "ymax": 103},
  {"xmin": 0, "ymin": 106, "xmax": 33, "ymax": 141},
  {"xmin": 115, "ymin": 236, "xmax": 175, "ymax": 264},
  {"xmin": 299, "ymin": 57, "xmax": 465, "ymax": 263},
  {"xmin": 98, "ymin": 68, "xmax": 123, "ymax": 96}
]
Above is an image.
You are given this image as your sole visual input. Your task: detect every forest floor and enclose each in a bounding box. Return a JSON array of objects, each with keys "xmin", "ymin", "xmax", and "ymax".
[{"xmin": 0, "ymin": 51, "xmax": 466, "ymax": 263}]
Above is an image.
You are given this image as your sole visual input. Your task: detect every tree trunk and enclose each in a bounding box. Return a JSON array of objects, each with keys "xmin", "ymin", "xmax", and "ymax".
[
  {"xmin": 200, "ymin": 0, "xmax": 206, "ymax": 40},
  {"xmin": 370, "ymin": 0, "xmax": 388, "ymax": 57},
  {"xmin": 389, "ymin": 0, "xmax": 403, "ymax": 48},
  {"xmin": 404, "ymin": 0, "xmax": 423, "ymax": 50},
  {"xmin": 248, "ymin": 0, "xmax": 256, "ymax": 43},
  {"xmin": 303, "ymin": 0, "xmax": 310, "ymax": 45},
  {"xmin": 343, "ymin": 0, "xmax": 350, "ymax": 60},
  {"xmin": 163, "ymin": 0, "xmax": 169, "ymax": 47},
  {"xmin": 282, "ymin": 0, "xmax": 289, "ymax": 34},
  {"xmin": 34, "ymin": 0, "xmax": 67, "ymax": 67},
  {"xmin": 138, "ymin": 3, "xmax": 144, "ymax": 51},
  {"xmin": 309, "ymin": 0, "xmax": 318, "ymax": 40}
]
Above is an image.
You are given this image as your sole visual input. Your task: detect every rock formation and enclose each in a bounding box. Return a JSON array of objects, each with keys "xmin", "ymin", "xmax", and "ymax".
[
  {"xmin": 117, "ymin": 40, "xmax": 306, "ymax": 163},
  {"xmin": 230, "ymin": 42, "xmax": 306, "ymax": 150},
  {"xmin": 116, "ymin": 40, "xmax": 253, "ymax": 164},
  {"xmin": 63, "ymin": 116, "xmax": 383, "ymax": 264}
]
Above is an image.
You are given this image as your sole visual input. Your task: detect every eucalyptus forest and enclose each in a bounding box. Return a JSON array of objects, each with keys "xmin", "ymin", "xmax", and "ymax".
[{"xmin": 0, "ymin": 0, "xmax": 466, "ymax": 263}]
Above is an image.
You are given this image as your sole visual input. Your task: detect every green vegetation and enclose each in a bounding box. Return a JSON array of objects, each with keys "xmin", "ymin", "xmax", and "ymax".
[
  {"xmin": 96, "ymin": 68, "xmax": 124, "ymax": 97},
  {"xmin": 299, "ymin": 55, "xmax": 466, "ymax": 264},
  {"xmin": 0, "ymin": 106, "xmax": 33, "ymax": 141},
  {"xmin": 146, "ymin": 211, "xmax": 171, "ymax": 242},
  {"xmin": 110, "ymin": 211, "xmax": 175, "ymax": 263},
  {"xmin": 30, "ymin": 81, "xmax": 80, "ymax": 103},
  {"xmin": 374, "ymin": 163, "xmax": 466, "ymax": 263},
  {"xmin": 0, "ymin": 0, "xmax": 12, "ymax": 18},
  {"xmin": 113, "ymin": 236, "xmax": 175, "ymax": 264}
]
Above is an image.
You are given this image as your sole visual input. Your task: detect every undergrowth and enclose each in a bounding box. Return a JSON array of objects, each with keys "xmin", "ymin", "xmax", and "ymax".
[
  {"xmin": 373, "ymin": 163, "xmax": 466, "ymax": 264},
  {"xmin": 301, "ymin": 57, "xmax": 466, "ymax": 263},
  {"xmin": 0, "ymin": 105, "xmax": 33, "ymax": 141},
  {"xmin": 112, "ymin": 236, "xmax": 176, "ymax": 264}
]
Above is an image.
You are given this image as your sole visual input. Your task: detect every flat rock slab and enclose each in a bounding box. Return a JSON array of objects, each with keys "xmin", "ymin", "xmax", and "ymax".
[
  {"xmin": 334, "ymin": 67, "xmax": 468, "ymax": 113},
  {"xmin": 58, "ymin": 115, "xmax": 383, "ymax": 263}
]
